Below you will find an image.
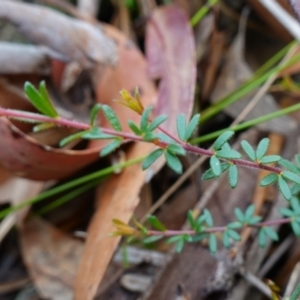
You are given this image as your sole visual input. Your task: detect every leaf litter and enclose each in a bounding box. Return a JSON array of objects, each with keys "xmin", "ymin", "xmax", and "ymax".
[{"xmin": 0, "ymin": 1, "xmax": 300, "ymax": 300}]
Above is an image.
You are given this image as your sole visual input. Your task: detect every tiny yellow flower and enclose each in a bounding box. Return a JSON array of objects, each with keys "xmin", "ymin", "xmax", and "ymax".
[{"xmin": 115, "ymin": 87, "xmax": 144, "ymax": 115}]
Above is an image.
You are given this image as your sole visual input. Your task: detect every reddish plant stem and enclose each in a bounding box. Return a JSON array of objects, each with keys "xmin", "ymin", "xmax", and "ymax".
[
  {"xmin": 0, "ymin": 107, "xmax": 283, "ymax": 174},
  {"xmin": 147, "ymin": 218, "xmax": 292, "ymax": 237}
]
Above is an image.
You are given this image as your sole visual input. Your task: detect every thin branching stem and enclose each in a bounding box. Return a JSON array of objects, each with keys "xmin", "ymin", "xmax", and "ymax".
[{"xmin": 0, "ymin": 107, "xmax": 283, "ymax": 175}]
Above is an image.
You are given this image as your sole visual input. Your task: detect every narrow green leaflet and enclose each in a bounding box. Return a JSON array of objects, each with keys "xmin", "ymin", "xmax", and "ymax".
[
  {"xmin": 185, "ymin": 114, "xmax": 200, "ymax": 140},
  {"xmin": 296, "ymin": 154, "xmax": 300, "ymax": 168},
  {"xmin": 167, "ymin": 144, "xmax": 186, "ymax": 156},
  {"xmin": 90, "ymin": 104, "xmax": 102, "ymax": 126},
  {"xmin": 164, "ymin": 150, "xmax": 182, "ymax": 174},
  {"xmin": 245, "ymin": 205, "xmax": 255, "ymax": 222},
  {"xmin": 82, "ymin": 127, "xmax": 116, "ymax": 140},
  {"xmin": 282, "ymin": 171, "xmax": 300, "ymax": 185},
  {"xmin": 176, "ymin": 113, "xmax": 186, "ymax": 141},
  {"xmin": 260, "ymin": 155, "xmax": 281, "ymax": 164},
  {"xmin": 148, "ymin": 115, "xmax": 168, "ymax": 132},
  {"xmin": 213, "ymin": 131, "xmax": 234, "ymax": 151},
  {"xmin": 176, "ymin": 238, "xmax": 185, "ymax": 253},
  {"xmin": 209, "ymin": 234, "xmax": 217, "ymax": 253},
  {"xmin": 59, "ymin": 131, "xmax": 88, "ymax": 147},
  {"xmin": 100, "ymin": 138, "xmax": 123, "ymax": 157},
  {"xmin": 228, "ymin": 164, "xmax": 238, "ymax": 188},
  {"xmin": 278, "ymin": 175, "xmax": 292, "ymax": 200},
  {"xmin": 258, "ymin": 228, "xmax": 267, "ymax": 247},
  {"xmin": 128, "ymin": 120, "xmax": 142, "ymax": 135},
  {"xmin": 279, "ymin": 158, "xmax": 300, "ymax": 173},
  {"xmin": 291, "ymin": 220, "xmax": 300, "ymax": 236},
  {"xmin": 234, "ymin": 208, "xmax": 245, "ymax": 223},
  {"xmin": 256, "ymin": 138, "xmax": 270, "ymax": 160},
  {"xmin": 140, "ymin": 106, "xmax": 153, "ymax": 132},
  {"xmin": 143, "ymin": 132, "xmax": 159, "ymax": 141},
  {"xmin": 216, "ymin": 149, "xmax": 241, "ymax": 159},
  {"xmin": 24, "ymin": 81, "xmax": 58, "ymax": 118},
  {"xmin": 147, "ymin": 215, "xmax": 166, "ymax": 231},
  {"xmin": 222, "ymin": 231, "xmax": 230, "ymax": 248},
  {"xmin": 187, "ymin": 210, "xmax": 196, "ymax": 229},
  {"xmin": 204, "ymin": 209, "xmax": 213, "ymax": 227},
  {"xmin": 227, "ymin": 229, "xmax": 241, "ymax": 241},
  {"xmin": 210, "ymin": 155, "xmax": 221, "ymax": 176},
  {"xmin": 241, "ymin": 140, "xmax": 256, "ymax": 161},
  {"xmin": 101, "ymin": 105, "xmax": 122, "ymax": 131},
  {"xmin": 142, "ymin": 149, "xmax": 164, "ymax": 170},
  {"xmin": 264, "ymin": 227, "xmax": 279, "ymax": 242},
  {"xmin": 202, "ymin": 163, "xmax": 229, "ymax": 180},
  {"xmin": 291, "ymin": 196, "xmax": 300, "ymax": 214},
  {"xmin": 260, "ymin": 173, "xmax": 278, "ymax": 187},
  {"xmin": 143, "ymin": 236, "xmax": 163, "ymax": 244}
]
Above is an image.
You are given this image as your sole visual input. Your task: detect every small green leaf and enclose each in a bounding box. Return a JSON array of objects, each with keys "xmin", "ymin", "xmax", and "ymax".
[
  {"xmin": 176, "ymin": 113, "xmax": 186, "ymax": 141},
  {"xmin": 279, "ymin": 158, "xmax": 300, "ymax": 173},
  {"xmin": 140, "ymin": 106, "xmax": 153, "ymax": 132},
  {"xmin": 166, "ymin": 235, "xmax": 182, "ymax": 244},
  {"xmin": 143, "ymin": 236, "xmax": 163, "ymax": 244},
  {"xmin": 228, "ymin": 164, "xmax": 238, "ymax": 188},
  {"xmin": 148, "ymin": 114, "xmax": 168, "ymax": 132},
  {"xmin": 248, "ymin": 215, "xmax": 262, "ymax": 225},
  {"xmin": 102, "ymin": 105, "xmax": 122, "ymax": 131},
  {"xmin": 185, "ymin": 114, "xmax": 200, "ymax": 140},
  {"xmin": 201, "ymin": 168, "xmax": 216, "ymax": 180},
  {"xmin": 227, "ymin": 229, "xmax": 241, "ymax": 241},
  {"xmin": 167, "ymin": 144, "xmax": 186, "ymax": 156},
  {"xmin": 164, "ymin": 151, "xmax": 182, "ymax": 174},
  {"xmin": 227, "ymin": 222, "xmax": 243, "ymax": 229},
  {"xmin": 100, "ymin": 138, "xmax": 122, "ymax": 156},
  {"xmin": 216, "ymin": 149, "xmax": 242, "ymax": 159},
  {"xmin": 210, "ymin": 155, "xmax": 221, "ymax": 176},
  {"xmin": 241, "ymin": 140, "xmax": 256, "ymax": 161},
  {"xmin": 176, "ymin": 238, "xmax": 185, "ymax": 253},
  {"xmin": 291, "ymin": 196, "xmax": 300, "ymax": 214},
  {"xmin": 142, "ymin": 149, "xmax": 164, "ymax": 170},
  {"xmin": 147, "ymin": 215, "xmax": 166, "ymax": 231},
  {"xmin": 260, "ymin": 173, "xmax": 278, "ymax": 187},
  {"xmin": 59, "ymin": 131, "xmax": 88, "ymax": 147},
  {"xmin": 183, "ymin": 234, "xmax": 193, "ymax": 242},
  {"xmin": 291, "ymin": 183, "xmax": 300, "ymax": 195},
  {"xmin": 187, "ymin": 211, "xmax": 196, "ymax": 229},
  {"xmin": 143, "ymin": 132, "xmax": 159, "ymax": 141},
  {"xmin": 222, "ymin": 231, "xmax": 230, "ymax": 248},
  {"xmin": 282, "ymin": 171, "xmax": 300, "ymax": 185},
  {"xmin": 213, "ymin": 131, "xmax": 235, "ymax": 151},
  {"xmin": 234, "ymin": 208, "xmax": 245, "ymax": 223},
  {"xmin": 90, "ymin": 104, "xmax": 102, "ymax": 126},
  {"xmin": 278, "ymin": 176, "xmax": 292, "ymax": 200},
  {"xmin": 264, "ymin": 227, "xmax": 279, "ymax": 241},
  {"xmin": 191, "ymin": 234, "xmax": 206, "ymax": 242},
  {"xmin": 38, "ymin": 81, "xmax": 59, "ymax": 117},
  {"xmin": 258, "ymin": 228, "xmax": 267, "ymax": 247},
  {"xmin": 260, "ymin": 155, "xmax": 281, "ymax": 164},
  {"xmin": 279, "ymin": 207, "xmax": 294, "ymax": 217},
  {"xmin": 157, "ymin": 133, "xmax": 174, "ymax": 143},
  {"xmin": 209, "ymin": 234, "xmax": 217, "ymax": 253},
  {"xmin": 204, "ymin": 209, "xmax": 213, "ymax": 227},
  {"xmin": 82, "ymin": 127, "xmax": 115, "ymax": 140},
  {"xmin": 256, "ymin": 138, "xmax": 270, "ymax": 160},
  {"xmin": 291, "ymin": 220, "xmax": 300, "ymax": 236},
  {"xmin": 24, "ymin": 81, "xmax": 58, "ymax": 117},
  {"xmin": 245, "ymin": 205, "xmax": 255, "ymax": 222},
  {"xmin": 128, "ymin": 120, "xmax": 142, "ymax": 135}
]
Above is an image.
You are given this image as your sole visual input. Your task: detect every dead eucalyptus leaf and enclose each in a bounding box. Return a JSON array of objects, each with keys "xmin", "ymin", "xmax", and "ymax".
[
  {"xmin": 146, "ymin": 4, "xmax": 196, "ymax": 133},
  {"xmin": 20, "ymin": 218, "xmax": 83, "ymax": 300}
]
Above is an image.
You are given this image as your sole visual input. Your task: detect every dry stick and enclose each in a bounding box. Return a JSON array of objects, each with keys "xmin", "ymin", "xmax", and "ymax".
[{"xmin": 140, "ymin": 40, "xmax": 299, "ymax": 224}]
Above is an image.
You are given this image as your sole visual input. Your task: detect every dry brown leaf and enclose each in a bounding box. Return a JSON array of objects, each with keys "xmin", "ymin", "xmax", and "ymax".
[
  {"xmin": 146, "ymin": 4, "xmax": 196, "ymax": 134},
  {"xmin": 20, "ymin": 218, "xmax": 83, "ymax": 300},
  {"xmin": 74, "ymin": 142, "xmax": 155, "ymax": 300}
]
